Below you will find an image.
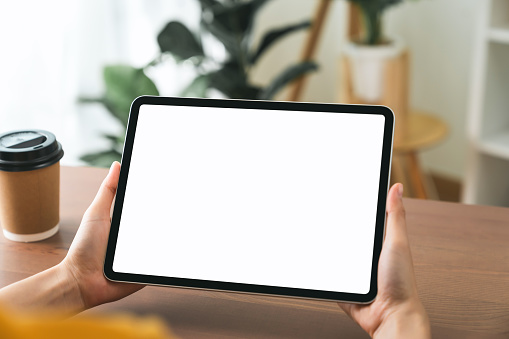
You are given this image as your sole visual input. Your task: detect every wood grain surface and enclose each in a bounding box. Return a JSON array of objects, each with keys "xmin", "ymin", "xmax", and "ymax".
[{"xmin": 0, "ymin": 166, "xmax": 508, "ymax": 338}]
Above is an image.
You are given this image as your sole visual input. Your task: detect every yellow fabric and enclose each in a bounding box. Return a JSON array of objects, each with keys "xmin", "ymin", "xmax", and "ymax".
[{"xmin": 0, "ymin": 306, "xmax": 178, "ymax": 339}]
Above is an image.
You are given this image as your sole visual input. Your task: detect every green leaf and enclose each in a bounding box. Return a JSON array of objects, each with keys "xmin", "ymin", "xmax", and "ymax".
[
  {"xmin": 180, "ymin": 75, "xmax": 210, "ymax": 98},
  {"xmin": 211, "ymin": 0, "xmax": 268, "ymax": 35},
  {"xmin": 258, "ymin": 61, "xmax": 318, "ymax": 100},
  {"xmin": 208, "ymin": 61, "xmax": 261, "ymax": 99},
  {"xmin": 201, "ymin": 15, "xmax": 240, "ymax": 59},
  {"xmin": 201, "ymin": 0, "xmax": 269, "ymax": 59},
  {"xmin": 78, "ymin": 97, "xmax": 103, "ymax": 104},
  {"xmin": 78, "ymin": 97, "xmax": 122, "ymax": 129},
  {"xmin": 208, "ymin": 61, "xmax": 245, "ymax": 96},
  {"xmin": 250, "ymin": 21, "xmax": 311, "ymax": 64},
  {"xmin": 197, "ymin": 0, "xmax": 219, "ymax": 9},
  {"xmin": 348, "ymin": 0, "xmax": 402, "ymax": 11},
  {"xmin": 103, "ymin": 133, "xmax": 125, "ymax": 151},
  {"xmin": 78, "ymin": 97, "xmax": 125, "ymax": 128},
  {"xmin": 103, "ymin": 65, "xmax": 159, "ymax": 127},
  {"xmin": 80, "ymin": 150, "xmax": 122, "ymax": 168},
  {"xmin": 103, "ymin": 133, "xmax": 119, "ymax": 144},
  {"xmin": 347, "ymin": 0, "xmax": 403, "ymax": 44},
  {"xmin": 157, "ymin": 21, "xmax": 204, "ymax": 61}
]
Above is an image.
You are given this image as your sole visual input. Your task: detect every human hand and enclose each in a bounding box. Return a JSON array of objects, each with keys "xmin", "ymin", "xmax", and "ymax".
[
  {"xmin": 338, "ymin": 184, "xmax": 430, "ymax": 338},
  {"xmin": 60, "ymin": 161, "xmax": 144, "ymax": 310}
]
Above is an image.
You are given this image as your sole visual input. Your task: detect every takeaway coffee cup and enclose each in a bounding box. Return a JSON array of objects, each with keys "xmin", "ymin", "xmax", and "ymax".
[{"xmin": 0, "ymin": 130, "xmax": 64, "ymax": 242}]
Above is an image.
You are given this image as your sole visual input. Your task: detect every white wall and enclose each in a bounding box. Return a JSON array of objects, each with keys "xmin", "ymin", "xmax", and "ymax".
[{"xmin": 254, "ymin": 0, "xmax": 478, "ymax": 179}]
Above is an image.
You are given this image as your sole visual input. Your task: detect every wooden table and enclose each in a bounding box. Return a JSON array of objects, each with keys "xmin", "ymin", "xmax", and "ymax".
[{"xmin": 1, "ymin": 166, "xmax": 508, "ymax": 338}]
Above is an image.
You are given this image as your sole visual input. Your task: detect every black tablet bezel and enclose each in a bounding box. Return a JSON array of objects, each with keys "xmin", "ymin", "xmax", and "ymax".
[{"xmin": 104, "ymin": 96, "xmax": 394, "ymax": 303}]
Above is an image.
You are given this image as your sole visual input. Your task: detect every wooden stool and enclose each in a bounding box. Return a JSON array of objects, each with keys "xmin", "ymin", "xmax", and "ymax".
[{"xmin": 391, "ymin": 112, "xmax": 448, "ymax": 199}]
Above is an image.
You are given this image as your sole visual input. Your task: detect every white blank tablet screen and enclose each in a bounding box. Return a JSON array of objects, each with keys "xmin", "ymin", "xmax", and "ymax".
[{"xmin": 112, "ymin": 104, "xmax": 385, "ymax": 295}]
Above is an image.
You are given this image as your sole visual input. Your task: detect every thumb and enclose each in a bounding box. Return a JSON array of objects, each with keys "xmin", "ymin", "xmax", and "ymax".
[
  {"xmin": 86, "ymin": 162, "xmax": 121, "ymax": 219},
  {"xmin": 385, "ymin": 183, "xmax": 409, "ymax": 248}
]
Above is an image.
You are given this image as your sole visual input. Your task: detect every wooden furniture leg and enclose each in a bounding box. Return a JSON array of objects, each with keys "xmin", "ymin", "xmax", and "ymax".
[
  {"xmin": 287, "ymin": 0, "xmax": 332, "ymax": 101},
  {"xmin": 391, "ymin": 154, "xmax": 411, "ymax": 197},
  {"xmin": 407, "ymin": 152, "xmax": 428, "ymax": 199}
]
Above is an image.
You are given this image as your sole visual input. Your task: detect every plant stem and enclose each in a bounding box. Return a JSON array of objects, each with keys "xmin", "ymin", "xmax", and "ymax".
[{"xmin": 359, "ymin": 5, "xmax": 383, "ymax": 45}]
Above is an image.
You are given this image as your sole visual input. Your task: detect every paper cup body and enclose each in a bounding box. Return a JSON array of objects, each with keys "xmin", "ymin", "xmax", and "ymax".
[{"xmin": 0, "ymin": 130, "xmax": 64, "ymax": 242}]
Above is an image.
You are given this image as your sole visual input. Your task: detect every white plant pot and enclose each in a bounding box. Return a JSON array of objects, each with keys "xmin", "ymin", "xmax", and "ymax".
[{"xmin": 343, "ymin": 39, "xmax": 404, "ymax": 102}]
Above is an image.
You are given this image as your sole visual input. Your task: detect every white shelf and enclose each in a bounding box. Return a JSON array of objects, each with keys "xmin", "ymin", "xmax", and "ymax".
[
  {"xmin": 479, "ymin": 132, "xmax": 509, "ymax": 158},
  {"xmin": 463, "ymin": 0, "xmax": 509, "ymax": 207},
  {"xmin": 488, "ymin": 27, "xmax": 509, "ymax": 44}
]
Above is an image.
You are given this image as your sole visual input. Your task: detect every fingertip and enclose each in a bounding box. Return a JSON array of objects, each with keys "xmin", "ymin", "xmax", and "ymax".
[
  {"xmin": 106, "ymin": 162, "xmax": 120, "ymax": 186},
  {"xmin": 109, "ymin": 161, "xmax": 120, "ymax": 174},
  {"xmin": 89, "ymin": 162, "xmax": 120, "ymax": 213},
  {"xmin": 387, "ymin": 183, "xmax": 403, "ymax": 209},
  {"xmin": 386, "ymin": 184, "xmax": 405, "ymax": 225},
  {"xmin": 385, "ymin": 183, "xmax": 407, "ymax": 242},
  {"xmin": 397, "ymin": 183, "xmax": 403, "ymax": 198},
  {"xmin": 105, "ymin": 162, "xmax": 121, "ymax": 182}
]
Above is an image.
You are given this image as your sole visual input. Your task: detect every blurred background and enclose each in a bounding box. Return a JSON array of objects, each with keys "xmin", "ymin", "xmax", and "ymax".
[{"xmin": 1, "ymin": 0, "xmax": 499, "ymax": 205}]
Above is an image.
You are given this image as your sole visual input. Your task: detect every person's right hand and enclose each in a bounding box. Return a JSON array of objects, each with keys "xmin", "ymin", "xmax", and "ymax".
[
  {"xmin": 61, "ymin": 161, "xmax": 144, "ymax": 311},
  {"xmin": 338, "ymin": 184, "xmax": 431, "ymax": 339}
]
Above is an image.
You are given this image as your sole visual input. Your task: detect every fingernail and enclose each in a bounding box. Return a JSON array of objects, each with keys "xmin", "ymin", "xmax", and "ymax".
[
  {"xmin": 397, "ymin": 184, "xmax": 403, "ymax": 198},
  {"xmin": 109, "ymin": 162, "xmax": 116, "ymax": 173}
]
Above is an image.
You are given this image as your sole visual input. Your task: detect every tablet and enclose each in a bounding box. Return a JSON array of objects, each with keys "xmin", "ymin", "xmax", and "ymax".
[{"xmin": 104, "ymin": 96, "xmax": 394, "ymax": 303}]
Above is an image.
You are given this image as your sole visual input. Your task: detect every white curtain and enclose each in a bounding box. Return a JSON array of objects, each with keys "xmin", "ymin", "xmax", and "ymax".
[{"xmin": 0, "ymin": 0, "xmax": 198, "ymax": 166}]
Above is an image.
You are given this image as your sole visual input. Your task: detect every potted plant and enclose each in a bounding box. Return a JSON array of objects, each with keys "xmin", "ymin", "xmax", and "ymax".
[
  {"xmin": 80, "ymin": 0, "xmax": 317, "ymax": 167},
  {"xmin": 343, "ymin": 0, "xmax": 408, "ymax": 102}
]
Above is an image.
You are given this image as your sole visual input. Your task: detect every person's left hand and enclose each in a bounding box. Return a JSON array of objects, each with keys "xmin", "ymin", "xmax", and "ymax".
[{"xmin": 61, "ymin": 161, "xmax": 144, "ymax": 310}]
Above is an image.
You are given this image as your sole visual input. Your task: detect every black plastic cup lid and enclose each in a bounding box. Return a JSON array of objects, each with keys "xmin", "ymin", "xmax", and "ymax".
[{"xmin": 0, "ymin": 130, "xmax": 64, "ymax": 172}]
